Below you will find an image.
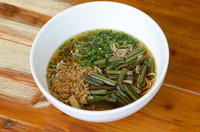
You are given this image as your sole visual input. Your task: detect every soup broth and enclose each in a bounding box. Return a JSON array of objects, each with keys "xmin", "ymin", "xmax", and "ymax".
[{"xmin": 46, "ymin": 29, "xmax": 156, "ymax": 110}]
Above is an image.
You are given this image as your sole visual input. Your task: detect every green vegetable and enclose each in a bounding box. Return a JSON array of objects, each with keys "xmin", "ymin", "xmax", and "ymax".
[
  {"xmin": 87, "ymin": 96, "xmax": 107, "ymax": 104},
  {"xmin": 111, "ymin": 93, "xmax": 127, "ymax": 106},
  {"xmin": 125, "ymin": 75, "xmax": 134, "ymax": 80},
  {"xmin": 117, "ymin": 68, "xmax": 128, "ymax": 91},
  {"xmin": 126, "ymin": 51, "xmax": 145, "ymax": 63},
  {"xmin": 148, "ymin": 57, "xmax": 155, "ymax": 73},
  {"xmin": 126, "ymin": 84, "xmax": 140, "ymax": 99},
  {"xmin": 89, "ymin": 86, "xmax": 116, "ymax": 90},
  {"xmin": 106, "ymin": 70, "xmax": 133, "ymax": 75},
  {"xmin": 117, "ymin": 90, "xmax": 133, "ymax": 102},
  {"xmin": 106, "ymin": 63, "xmax": 123, "ymax": 70},
  {"xmin": 98, "ymin": 63, "xmax": 110, "ymax": 68},
  {"xmin": 87, "ymin": 95, "xmax": 117, "ymax": 104},
  {"xmin": 136, "ymin": 65, "xmax": 148, "ymax": 89},
  {"xmin": 90, "ymin": 72, "xmax": 117, "ymax": 86},
  {"xmin": 118, "ymin": 68, "xmax": 128, "ymax": 82},
  {"xmin": 89, "ymin": 75, "xmax": 104, "ymax": 85},
  {"xmin": 90, "ymin": 89, "xmax": 108, "ymax": 95},
  {"xmin": 106, "ymin": 74, "xmax": 119, "ymax": 79},
  {"xmin": 123, "ymin": 84, "xmax": 138, "ymax": 101},
  {"xmin": 58, "ymin": 47, "xmax": 70, "ymax": 58},
  {"xmin": 127, "ymin": 84, "xmax": 141, "ymax": 94},
  {"xmin": 94, "ymin": 56, "xmax": 124, "ymax": 65},
  {"xmin": 106, "ymin": 98, "xmax": 117, "ymax": 103},
  {"xmin": 82, "ymin": 75, "xmax": 102, "ymax": 86},
  {"xmin": 116, "ymin": 91, "xmax": 131, "ymax": 104},
  {"xmin": 131, "ymin": 56, "xmax": 147, "ymax": 68},
  {"xmin": 115, "ymin": 58, "xmax": 137, "ymax": 70},
  {"xmin": 94, "ymin": 59, "xmax": 107, "ymax": 65},
  {"xmin": 124, "ymin": 47, "xmax": 145, "ymax": 59}
]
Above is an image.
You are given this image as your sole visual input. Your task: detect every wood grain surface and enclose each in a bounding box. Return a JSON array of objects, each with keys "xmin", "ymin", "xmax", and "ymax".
[{"xmin": 0, "ymin": 0, "xmax": 200, "ymax": 131}]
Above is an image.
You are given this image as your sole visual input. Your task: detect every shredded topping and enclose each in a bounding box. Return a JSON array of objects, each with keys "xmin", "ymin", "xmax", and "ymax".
[{"xmin": 48, "ymin": 60, "xmax": 91, "ymax": 107}]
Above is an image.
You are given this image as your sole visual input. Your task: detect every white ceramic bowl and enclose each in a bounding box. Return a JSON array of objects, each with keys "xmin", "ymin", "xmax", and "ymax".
[{"xmin": 30, "ymin": 1, "xmax": 169, "ymax": 122}]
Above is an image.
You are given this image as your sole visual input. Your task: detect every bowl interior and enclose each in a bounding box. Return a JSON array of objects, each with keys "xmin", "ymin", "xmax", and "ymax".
[{"xmin": 30, "ymin": 1, "xmax": 168, "ymax": 121}]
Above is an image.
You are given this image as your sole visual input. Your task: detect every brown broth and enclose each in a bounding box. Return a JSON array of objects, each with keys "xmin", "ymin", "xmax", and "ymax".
[{"xmin": 46, "ymin": 29, "xmax": 156, "ymax": 110}]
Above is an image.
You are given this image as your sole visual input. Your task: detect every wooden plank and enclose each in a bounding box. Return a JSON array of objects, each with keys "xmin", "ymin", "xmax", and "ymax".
[
  {"xmin": 164, "ymin": 45, "xmax": 200, "ymax": 93},
  {"xmin": 0, "ymin": 115, "xmax": 42, "ymax": 131},
  {"xmin": 0, "ymin": 2, "xmax": 51, "ymax": 27},
  {"xmin": 0, "ymin": 0, "xmax": 71, "ymax": 17},
  {"xmin": 0, "ymin": 85, "xmax": 199, "ymax": 131},
  {"xmin": 0, "ymin": 68, "xmax": 40, "ymax": 103},
  {"xmin": 0, "ymin": 39, "xmax": 30, "ymax": 73},
  {"xmin": 0, "ymin": 17, "xmax": 40, "ymax": 46}
]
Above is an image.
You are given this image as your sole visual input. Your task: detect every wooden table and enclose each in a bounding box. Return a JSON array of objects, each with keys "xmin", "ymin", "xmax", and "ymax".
[{"xmin": 0, "ymin": 0, "xmax": 200, "ymax": 131}]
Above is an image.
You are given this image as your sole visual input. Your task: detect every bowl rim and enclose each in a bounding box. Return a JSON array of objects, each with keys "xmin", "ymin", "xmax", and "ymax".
[{"xmin": 30, "ymin": 1, "xmax": 169, "ymax": 116}]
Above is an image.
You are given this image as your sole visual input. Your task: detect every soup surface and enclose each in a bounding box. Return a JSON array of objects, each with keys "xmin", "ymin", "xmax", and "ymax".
[{"xmin": 47, "ymin": 29, "xmax": 156, "ymax": 110}]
